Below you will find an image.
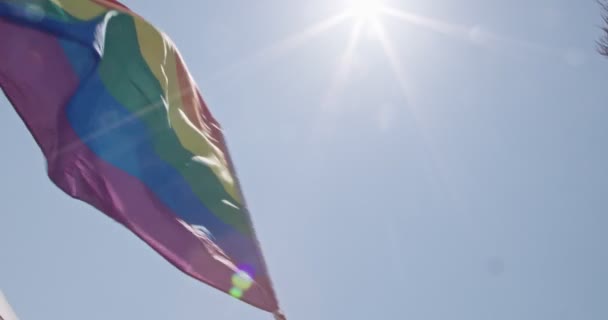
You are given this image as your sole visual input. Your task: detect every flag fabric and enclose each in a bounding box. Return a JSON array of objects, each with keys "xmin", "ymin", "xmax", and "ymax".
[
  {"xmin": 0, "ymin": 290, "xmax": 19, "ymax": 320},
  {"xmin": 0, "ymin": 0, "xmax": 282, "ymax": 315}
]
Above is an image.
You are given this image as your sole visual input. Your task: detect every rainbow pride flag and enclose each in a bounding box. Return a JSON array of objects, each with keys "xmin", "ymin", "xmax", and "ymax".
[
  {"xmin": 0, "ymin": 0, "xmax": 283, "ymax": 316},
  {"xmin": 0, "ymin": 290, "xmax": 19, "ymax": 320}
]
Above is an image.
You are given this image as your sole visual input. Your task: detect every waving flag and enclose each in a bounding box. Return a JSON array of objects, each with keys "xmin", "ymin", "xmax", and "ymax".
[
  {"xmin": 0, "ymin": 290, "xmax": 19, "ymax": 320},
  {"xmin": 0, "ymin": 0, "xmax": 283, "ymax": 317}
]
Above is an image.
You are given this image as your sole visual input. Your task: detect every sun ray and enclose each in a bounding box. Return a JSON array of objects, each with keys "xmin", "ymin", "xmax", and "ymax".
[
  {"xmin": 371, "ymin": 17, "xmax": 436, "ymax": 153},
  {"xmin": 370, "ymin": 19, "xmax": 410, "ymax": 101},
  {"xmin": 371, "ymin": 19, "xmax": 460, "ymax": 212},
  {"xmin": 381, "ymin": 7, "xmax": 468, "ymax": 38},
  {"xmin": 381, "ymin": 7, "xmax": 565, "ymax": 62},
  {"xmin": 209, "ymin": 13, "xmax": 351, "ymax": 81},
  {"xmin": 309, "ymin": 19, "xmax": 365, "ymax": 139},
  {"xmin": 321, "ymin": 19, "xmax": 364, "ymax": 111}
]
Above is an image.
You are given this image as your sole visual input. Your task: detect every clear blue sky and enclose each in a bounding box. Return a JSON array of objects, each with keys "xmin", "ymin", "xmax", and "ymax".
[{"xmin": 1, "ymin": 0, "xmax": 607, "ymax": 319}]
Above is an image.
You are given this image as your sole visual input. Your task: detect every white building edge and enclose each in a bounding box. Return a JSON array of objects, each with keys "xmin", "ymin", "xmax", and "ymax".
[{"xmin": 0, "ymin": 290, "xmax": 19, "ymax": 320}]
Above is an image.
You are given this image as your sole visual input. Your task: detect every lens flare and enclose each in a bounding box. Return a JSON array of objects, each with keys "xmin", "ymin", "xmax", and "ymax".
[
  {"xmin": 232, "ymin": 270, "xmax": 253, "ymax": 290},
  {"xmin": 229, "ymin": 287, "xmax": 243, "ymax": 299},
  {"xmin": 237, "ymin": 264, "xmax": 256, "ymax": 277},
  {"xmin": 229, "ymin": 266, "xmax": 255, "ymax": 299}
]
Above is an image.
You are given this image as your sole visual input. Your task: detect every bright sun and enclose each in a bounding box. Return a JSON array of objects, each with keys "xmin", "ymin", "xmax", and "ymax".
[{"xmin": 348, "ymin": 0, "xmax": 385, "ymax": 22}]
